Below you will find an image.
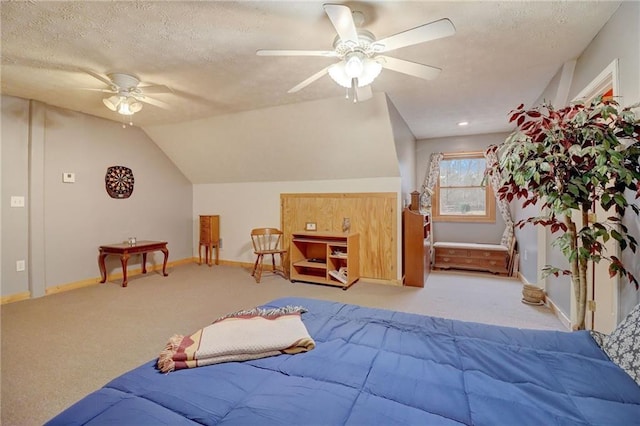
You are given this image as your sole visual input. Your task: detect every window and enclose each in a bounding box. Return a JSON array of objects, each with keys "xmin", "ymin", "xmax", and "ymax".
[{"xmin": 432, "ymin": 152, "xmax": 495, "ymax": 223}]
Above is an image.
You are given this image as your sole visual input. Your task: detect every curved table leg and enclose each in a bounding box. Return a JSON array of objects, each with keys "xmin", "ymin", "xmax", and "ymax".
[
  {"xmin": 142, "ymin": 253, "xmax": 148, "ymax": 274},
  {"xmin": 161, "ymin": 247, "xmax": 169, "ymax": 276},
  {"xmin": 98, "ymin": 251, "xmax": 108, "ymax": 283},
  {"xmin": 120, "ymin": 253, "xmax": 130, "ymax": 287}
]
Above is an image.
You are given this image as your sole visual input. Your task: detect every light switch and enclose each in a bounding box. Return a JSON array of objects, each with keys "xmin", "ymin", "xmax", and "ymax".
[
  {"xmin": 10, "ymin": 196, "xmax": 25, "ymax": 208},
  {"xmin": 63, "ymin": 172, "xmax": 76, "ymax": 183}
]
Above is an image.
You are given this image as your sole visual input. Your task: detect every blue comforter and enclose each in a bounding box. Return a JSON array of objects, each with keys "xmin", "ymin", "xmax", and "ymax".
[{"xmin": 47, "ymin": 297, "xmax": 640, "ymax": 425}]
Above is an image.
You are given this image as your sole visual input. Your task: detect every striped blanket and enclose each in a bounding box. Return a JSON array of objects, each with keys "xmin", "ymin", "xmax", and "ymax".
[{"xmin": 157, "ymin": 306, "xmax": 315, "ymax": 373}]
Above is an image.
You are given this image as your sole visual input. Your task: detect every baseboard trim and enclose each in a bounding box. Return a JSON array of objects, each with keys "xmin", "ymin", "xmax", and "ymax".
[
  {"xmin": 546, "ymin": 295, "xmax": 572, "ymax": 330},
  {"xmin": 219, "ymin": 259, "xmax": 254, "ymax": 268},
  {"xmin": 3, "ymin": 257, "xmax": 395, "ymax": 302},
  {"xmin": 46, "ymin": 257, "xmax": 196, "ymax": 295},
  {"xmin": 45, "ymin": 277, "xmax": 103, "ymax": 295},
  {"xmin": 1, "ymin": 291, "xmax": 32, "ymax": 305},
  {"xmin": 0, "ymin": 258, "xmax": 197, "ymax": 302},
  {"xmin": 516, "ymin": 273, "xmax": 571, "ymax": 330},
  {"xmin": 361, "ymin": 277, "xmax": 402, "ymax": 286},
  {"xmin": 518, "ymin": 272, "xmax": 534, "ymax": 286}
]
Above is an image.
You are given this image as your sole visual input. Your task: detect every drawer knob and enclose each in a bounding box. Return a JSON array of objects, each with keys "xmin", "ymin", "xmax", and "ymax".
[
  {"xmin": 448, "ymin": 250, "xmax": 455, "ymax": 254},
  {"xmin": 484, "ymin": 252, "xmax": 490, "ymax": 257},
  {"xmin": 490, "ymin": 261, "xmax": 497, "ymax": 265},
  {"xmin": 443, "ymin": 257, "xmax": 451, "ymax": 262}
]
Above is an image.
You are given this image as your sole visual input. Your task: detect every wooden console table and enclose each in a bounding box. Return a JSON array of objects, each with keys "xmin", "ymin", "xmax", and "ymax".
[{"xmin": 98, "ymin": 240, "xmax": 169, "ymax": 287}]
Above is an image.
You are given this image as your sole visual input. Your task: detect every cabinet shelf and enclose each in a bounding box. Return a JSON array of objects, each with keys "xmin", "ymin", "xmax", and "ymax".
[
  {"xmin": 290, "ymin": 232, "xmax": 359, "ymax": 290},
  {"xmin": 293, "ymin": 260, "xmax": 327, "ymax": 269}
]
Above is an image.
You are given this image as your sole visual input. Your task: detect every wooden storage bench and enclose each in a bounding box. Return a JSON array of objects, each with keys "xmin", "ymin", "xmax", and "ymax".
[{"xmin": 433, "ymin": 242, "xmax": 510, "ymax": 276}]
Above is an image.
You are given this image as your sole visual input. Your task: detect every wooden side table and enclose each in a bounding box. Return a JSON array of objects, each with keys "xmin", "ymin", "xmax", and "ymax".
[
  {"xmin": 199, "ymin": 215, "xmax": 220, "ymax": 266},
  {"xmin": 98, "ymin": 240, "xmax": 169, "ymax": 287}
]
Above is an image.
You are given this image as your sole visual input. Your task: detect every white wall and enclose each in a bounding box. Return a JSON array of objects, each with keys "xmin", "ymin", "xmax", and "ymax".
[
  {"xmin": 535, "ymin": 1, "xmax": 640, "ymax": 320},
  {"xmin": 416, "ymin": 132, "xmax": 510, "ymax": 243},
  {"xmin": 143, "ymin": 93, "xmax": 400, "ymax": 184},
  {"xmin": 570, "ymin": 0, "xmax": 639, "ymax": 321},
  {"xmin": 1, "ymin": 96, "xmax": 30, "ymax": 296},
  {"xmin": 1, "ymin": 97, "xmax": 194, "ymax": 298},
  {"xmin": 193, "ymin": 177, "xmax": 403, "ymax": 279},
  {"xmin": 386, "ymin": 95, "xmax": 416, "ymax": 207},
  {"xmin": 149, "ymin": 92, "xmax": 407, "ymax": 280},
  {"xmin": 515, "ymin": 63, "xmax": 566, "ymax": 290}
]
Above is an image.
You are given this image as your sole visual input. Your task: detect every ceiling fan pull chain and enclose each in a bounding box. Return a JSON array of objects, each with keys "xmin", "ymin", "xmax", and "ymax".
[{"xmin": 351, "ymin": 78, "xmax": 358, "ymax": 103}]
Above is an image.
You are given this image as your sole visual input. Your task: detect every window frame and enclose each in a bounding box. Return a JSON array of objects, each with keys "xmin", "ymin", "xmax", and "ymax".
[{"xmin": 432, "ymin": 151, "xmax": 496, "ymax": 223}]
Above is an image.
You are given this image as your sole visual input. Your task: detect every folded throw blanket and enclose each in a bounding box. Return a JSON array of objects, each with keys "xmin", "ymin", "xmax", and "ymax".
[{"xmin": 157, "ymin": 305, "xmax": 315, "ymax": 373}]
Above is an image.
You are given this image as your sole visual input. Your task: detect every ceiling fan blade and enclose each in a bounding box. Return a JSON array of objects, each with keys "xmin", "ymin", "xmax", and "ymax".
[
  {"xmin": 288, "ymin": 65, "xmax": 333, "ymax": 93},
  {"xmin": 257, "ymin": 49, "xmax": 337, "ymax": 57},
  {"xmin": 376, "ymin": 18, "xmax": 456, "ymax": 53},
  {"xmin": 323, "ymin": 4, "xmax": 358, "ymax": 44},
  {"xmin": 379, "ymin": 56, "xmax": 442, "ymax": 80},
  {"xmin": 138, "ymin": 84, "xmax": 172, "ymax": 94},
  {"xmin": 76, "ymin": 87, "xmax": 116, "ymax": 93},
  {"xmin": 82, "ymin": 69, "xmax": 114, "ymax": 87},
  {"xmin": 133, "ymin": 94, "xmax": 170, "ymax": 109},
  {"xmin": 355, "ymin": 85, "xmax": 372, "ymax": 102}
]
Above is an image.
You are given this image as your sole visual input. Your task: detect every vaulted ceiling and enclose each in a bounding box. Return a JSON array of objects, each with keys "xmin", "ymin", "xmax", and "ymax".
[{"xmin": 1, "ymin": 1, "xmax": 620, "ymax": 140}]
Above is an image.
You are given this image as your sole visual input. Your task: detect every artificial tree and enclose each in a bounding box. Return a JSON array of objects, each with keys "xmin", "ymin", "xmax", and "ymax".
[{"xmin": 486, "ymin": 96, "xmax": 640, "ymax": 330}]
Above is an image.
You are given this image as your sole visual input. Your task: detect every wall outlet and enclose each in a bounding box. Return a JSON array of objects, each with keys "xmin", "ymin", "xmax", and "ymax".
[
  {"xmin": 16, "ymin": 260, "xmax": 25, "ymax": 272},
  {"xmin": 523, "ymin": 250, "xmax": 528, "ymax": 261},
  {"xmin": 62, "ymin": 172, "xmax": 76, "ymax": 183},
  {"xmin": 10, "ymin": 196, "xmax": 25, "ymax": 208},
  {"xmin": 218, "ymin": 238, "xmax": 223, "ymax": 249}
]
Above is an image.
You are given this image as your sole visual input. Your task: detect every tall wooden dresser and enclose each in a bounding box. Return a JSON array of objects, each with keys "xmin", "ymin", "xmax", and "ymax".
[
  {"xmin": 402, "ymin": 206, "xmax": 431, "ymax": 287},
  {"xmin": 199, "ymin": 215, "xmax": 219, "ymax": 266}
]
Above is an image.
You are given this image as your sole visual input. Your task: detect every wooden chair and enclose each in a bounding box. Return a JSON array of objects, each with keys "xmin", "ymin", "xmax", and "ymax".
[{"xmin": 250, "ymin": 228, "xmax": 288, "ymax": 283}]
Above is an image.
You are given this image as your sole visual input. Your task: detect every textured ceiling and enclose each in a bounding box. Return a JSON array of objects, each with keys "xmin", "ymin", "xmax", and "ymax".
[{"xmin": 0, "ymin": 1, "xmax": 620, "ymax": 139}]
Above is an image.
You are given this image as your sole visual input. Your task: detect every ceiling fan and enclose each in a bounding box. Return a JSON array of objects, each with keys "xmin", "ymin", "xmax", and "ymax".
[
  {"xmin": 257, "ymin": 3, "xmax": 456, "ymax": 102},
  {"xmin": 82, "ymin": 71, "xmax": 172, "ymax": 116}
]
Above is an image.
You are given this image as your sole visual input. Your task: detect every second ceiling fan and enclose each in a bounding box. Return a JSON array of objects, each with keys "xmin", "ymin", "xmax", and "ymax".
[{"xmin": 257, "ymin": 3, "xmax": 456, "ymax": 101}]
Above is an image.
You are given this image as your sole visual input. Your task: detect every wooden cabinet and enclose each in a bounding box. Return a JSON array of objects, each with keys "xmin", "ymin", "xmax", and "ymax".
[
  {"xmin": 198, "ymin": 215, "xmax": 219, "ymax": 266},
  {"xmin": 433, "ymin": 242, "xmax": 509, "ymax": 275},
  {"xmin": 290, "ymin": 231, "xmax": 359, "ymax": 290},
  {"xmin": 402, "ymin": 208, "xmax": 431, "ymax": 287}
]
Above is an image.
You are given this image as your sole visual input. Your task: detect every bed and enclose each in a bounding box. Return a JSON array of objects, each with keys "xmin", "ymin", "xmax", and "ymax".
[{"xmin": 47, "ymin": 297, "xmax": 640, "ymax": 425}]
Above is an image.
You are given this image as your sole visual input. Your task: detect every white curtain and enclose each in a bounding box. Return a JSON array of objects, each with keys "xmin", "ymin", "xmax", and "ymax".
[
  {"xmin": 484, "ymin": 149, "xmax": 515, "ymax": 248},
  {"xmin": 420, "ymin": 152, "xmax": 443, "ymax": 211}
]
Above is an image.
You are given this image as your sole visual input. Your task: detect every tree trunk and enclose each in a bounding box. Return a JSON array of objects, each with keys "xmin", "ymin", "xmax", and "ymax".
[
  {"xmin": 576, "ymin": 207, "xmax": 591, "ymax": 330},
  {"xmin": 565, "ymin": 215, "xmax": 586, "ymax": 330}
]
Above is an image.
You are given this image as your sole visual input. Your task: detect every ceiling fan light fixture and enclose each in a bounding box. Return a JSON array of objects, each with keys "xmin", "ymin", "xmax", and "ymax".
[
  {"xmin": 116, "ymin": 97, "xmax": 143, "ymax": 116},
  {"xmin": 345, "ymin": 54, "xmax": 364, "ymax": 79},
  {"xmin": 129, "ymin": 100, "xmax": 143, "ymax": 113},
  {"xmin": 102, "ymin": 95, "xmax": 121, "ymax": 111},
  {"xmin": 329, "ymin": 56, "xmax": 381, "ymax": 89},
  {"xmin": 359, "ymin": 59, "xmax": 382, "ymax": 86},
  {"xmin": 117, "ymin": 101, "xmax": 133, "ymax": 115},
  {"xmin": 328, "ymin": 62, "xmax": 351, "ymax": 88}
]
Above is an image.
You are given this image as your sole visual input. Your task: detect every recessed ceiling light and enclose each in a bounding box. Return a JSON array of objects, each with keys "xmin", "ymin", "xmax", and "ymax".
[{"xmin": 458, "ymin": 121, "xmax": 469, "ymax": 126}]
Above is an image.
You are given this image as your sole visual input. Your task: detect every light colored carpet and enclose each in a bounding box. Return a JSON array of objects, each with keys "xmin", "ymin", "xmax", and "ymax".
[{"xmin": 0, "ymin": 263, "xmax": 565, "ymax": 425}]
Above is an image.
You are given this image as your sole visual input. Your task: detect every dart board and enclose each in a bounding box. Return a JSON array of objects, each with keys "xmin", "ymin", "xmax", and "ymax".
[{"xmin": 105, "ymin": 166, "xmax": 134, "ymax": 199}]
